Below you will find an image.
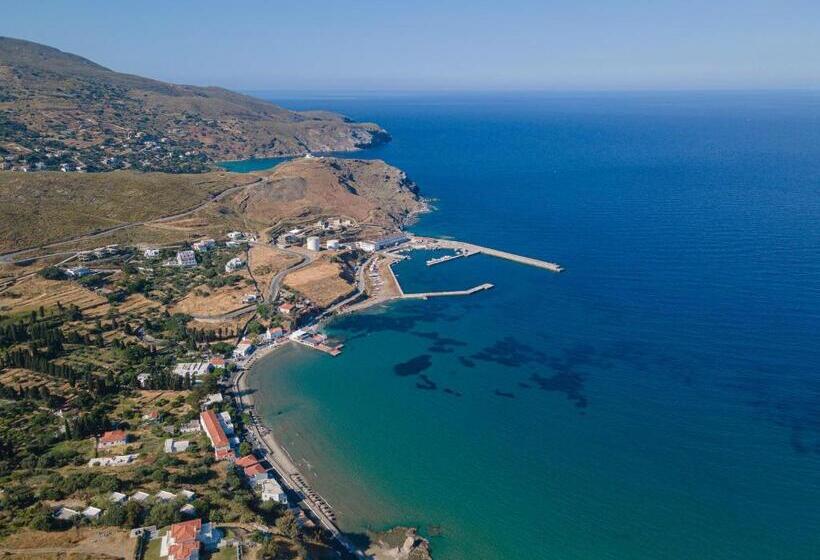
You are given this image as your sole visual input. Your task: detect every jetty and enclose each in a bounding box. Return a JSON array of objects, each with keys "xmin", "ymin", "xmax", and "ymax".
[
  {"xmin": 402, "ymin": 283, "xmax": 494, "ymax": 299},
  {"xmin": 426, "ymin": 250, "xmax": 475, "ymax": 266},
  {"xmin": 414, "ymin": 236, "xmax": 563, "ymax": 272},
  {"xmin": 289, "ymin": 329, "xmax": 343, "ymax": 356}
]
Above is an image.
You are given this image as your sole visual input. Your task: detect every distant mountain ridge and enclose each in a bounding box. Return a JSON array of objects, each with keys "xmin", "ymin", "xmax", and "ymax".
[{"xmin": 0, "ymin": 37, "xmax": 389, "ymax": 172}]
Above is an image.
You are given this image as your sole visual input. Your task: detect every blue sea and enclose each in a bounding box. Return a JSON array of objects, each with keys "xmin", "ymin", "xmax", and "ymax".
[{"xmin": 232, "ymin": 92, "xmax": 820, "ymax": 559}]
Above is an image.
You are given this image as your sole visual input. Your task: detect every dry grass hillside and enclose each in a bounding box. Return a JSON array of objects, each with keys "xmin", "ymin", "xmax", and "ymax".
[
  {"xmin": 284, "ymin": 257, "xmax": 356, "ymax": 308},
  {"xmin": 239, "ymin": 157, "xmax": 427, "ymax": 229},
  {"xmin": 0, "ymin": 158, "xmax": 426, "ymax": 258},
  {"xmin": 0, "ymin": 170, "xmax": 251, "ymax": 253}
]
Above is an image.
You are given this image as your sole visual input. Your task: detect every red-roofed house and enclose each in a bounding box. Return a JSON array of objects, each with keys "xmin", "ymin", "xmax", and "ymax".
[
  {"xmin": 209, "ymin": 356, "xmax": 226, "ymax": 369},
  {"xmin": 215, "ymin": 448, "xmax": 236, "ymax": 461},
  {"xmin": 160, "ymin": 518, "xmax": 221, "ymax": 560},
  {"xmin": 278, "ymin": 303, "xmax": 294, "ymax": 315},
  {"xmin": 235, "ymin": 455, "xmax": 260, "ymax": 469},
  {"xmin": 243, "ymin": 462, "xmax": 269, "ymax": 484},
  {"xmin": 199, "ymin": 410, "xmax": 230, "ymax": 459},
  {"xmin": 97, "ymin": 430, "xmax": 128, "ymax": 450}
]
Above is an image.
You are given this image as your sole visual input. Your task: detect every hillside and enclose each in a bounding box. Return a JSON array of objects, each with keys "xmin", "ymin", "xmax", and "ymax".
[
  {"xmin": 0, "ymin": 37, "xmax": 389, "ymax": 172},
  {"xmin": 0, "ymin": 158, "xmax": 426, "ymax": 257},
  {"xmin": 238, "ymin": 157, "xmax": 427, "ymax": 229}
]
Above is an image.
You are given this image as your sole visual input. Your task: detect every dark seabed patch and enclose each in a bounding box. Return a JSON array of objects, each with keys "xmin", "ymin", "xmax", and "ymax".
[
  {"xmin": 458, "ymin": 357, "xmax": 476, "ymax": 368},
  {"xmin": 416, "ymin": 374, "xmax": 437, "ymax": 390},
  {"xmin": 443, "ymin": 387, "xmax": 463, "ymax": 397},
  {"xmin": 413, "ymin": 330, "xmax": 468, "ymax": 353},
  {"xmin": 494, "ymin": 389, "xmax": 516, "ymax": 399},
  {"xmin": 394, "ymin": 354, "xmax": 433, "ymax": 377},
  {"xmin": 471, "ymin": 336, "xmax": 549, "ymax": 368},
  {"xmin": 718, "ymin": 369, "xmax": 820, "ymax": 455},
  {"xmin": 529, "ymin": 371, "xmax": 588, "ymax": 408},
  {"xmin": 334, "ymin": 303, "xmax": 458, "ymax": 342}
]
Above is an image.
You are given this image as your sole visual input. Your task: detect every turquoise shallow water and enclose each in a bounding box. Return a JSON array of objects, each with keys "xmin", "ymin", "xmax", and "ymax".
[{"xmin": 245, "ymin": 92, "xmax": 820, "ymax": 559}]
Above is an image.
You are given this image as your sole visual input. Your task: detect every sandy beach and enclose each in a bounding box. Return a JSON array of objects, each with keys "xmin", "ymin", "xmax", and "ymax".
[{"xmin": 234, "ymin": 342, "xmax": 346, "ymax": 539}]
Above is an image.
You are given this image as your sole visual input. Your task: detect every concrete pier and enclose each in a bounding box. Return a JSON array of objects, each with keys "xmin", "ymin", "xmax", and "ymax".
[
  {"xmin": 402, "ymin": 283, "xmax": 494, "ymax": 299},
  {"xmin": 413, "ymin": 237, "xmax": 563, "ymax": 272}
]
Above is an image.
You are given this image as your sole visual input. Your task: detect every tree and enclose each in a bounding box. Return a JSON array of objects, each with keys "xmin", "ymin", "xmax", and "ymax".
[
  {"xmin": 275, "ymin": 510, "xmax": 299, "ymax": 540},
  {"xmin": 238, "ymin": 441, "xmax": 253, "ymax": 457},
  {"xmin": 259, "ymin": 538, "xmax": 284, "ymax": 560},
  {"xmin": 100, "ymin": 503, "xmax": 126, "ymax": 526},
  {"xmin": 124, "ymin": 501, "xmax": 143, "ymax": 528},
  {"xmin": 38, "ymin": 267, "xmax": 67, "ymax": 281}
]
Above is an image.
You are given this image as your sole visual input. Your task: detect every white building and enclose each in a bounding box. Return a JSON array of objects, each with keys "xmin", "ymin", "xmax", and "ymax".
[
  {"xmin": 262, "ymin": 327, "xmax": 284, "ymax": 342},
  {"xmin": 259, "ymin": 479, "xmax": 288, "ymax": 504},
  {"xmin": 65, "ymin": 267, "xmax": 93, "ymax": 278},
  {"xmin": 306, "ymin": 236, "xmax": 321, "ymax": 251},
  {"xmin": 358, "ymin": 234, "xmax": 409, "ymax": 253},
  {"xmin": 233, "ymin": 339, "xmax": 255, "ymax": 359},
  {"xmin": 225, "ymin": 257, "xmax": 244, "ymax": 273},
  {"xmin": 137, "ymin": 373, "xmax": 152, "ymax": 387},
  {"xmin": 176, "ymin": 250, "xmax": 197, "ymax": 267},
  {"xmin": 82, "ymin": 506, "xmax": 102, "ymax": 520},
  {"xmin": 88, "ymin": 454, "xmax": 139, "ymax": 467},
  {"xmin": 357, "ymin": 241, "xmax": 377, "ymax": 252},
  {"xmin": 192, "ymin": 239, "xmax": 216, "ymax": 252},
  {"xmin": 164, "ymin": 439, "xmax": 190, "ymax": 453},
  {"xmin": 54, "ymin": 507, "xmax": 80, "ymax": 521},
  {"xmin": 155, "ymin": 490, "xmax": 177, "ymax": 502},
  {"xmin": 201, "ymin": 393, "xmax": 223, "ymax": 408},
  {"xmin": 179, "ymin": 420, "xmax": 202, "ymax": 434},
  {"xmin": 326, "ymin": 239, "xmax": 340, "ymax": 250},
  {"xmin": 160, "ymin": 519, "xmax": 222, "ymax": 560},
  {"xmin": 130, "ymin": 491, "xmax": 150, "ymax": 503},
  {"xmin": 109, "ymin": 492, "xmax": 128, "ymax": 504},
  {"xmin": 227, "ymin": 231, "xmax": 244, "ymax": 241},
  {"xmin": 173, "ymin": 362, "xmax": 213, "ymax": 379},
  {"xmin": 144, "ymin": 248, "xmax": 160, "ymax": 258}
]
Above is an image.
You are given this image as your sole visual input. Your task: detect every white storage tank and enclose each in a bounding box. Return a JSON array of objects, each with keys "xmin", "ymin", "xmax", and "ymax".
[
  {"xmin": 326, "ymin": 239, "xmax": 340, "ymax": 250},
  {"xmin": 306, "ymin": 236, "xmax": 321, "ymax": 251}
]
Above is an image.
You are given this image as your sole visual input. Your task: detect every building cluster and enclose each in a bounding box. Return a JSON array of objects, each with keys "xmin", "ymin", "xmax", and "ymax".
[
  {"xmin": 54, "ymin": 487, "xmax": 198, "ymax": 528},
  {"xmin": 78, "ymin": 244, "xmax": 124, "ymax": 262},
  {"xmin": 1, "ymin": 127, "xmax": 210, "ymax": 174}
]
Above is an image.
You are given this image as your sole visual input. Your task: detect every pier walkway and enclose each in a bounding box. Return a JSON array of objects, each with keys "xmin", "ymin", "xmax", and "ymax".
[
  {"xmin": 413, "ymin": 237, "xmax": 563, "ymax": 272},
  {"xmin": 401, "ymin": 283, "xmax": 494, "ymax": 299}
]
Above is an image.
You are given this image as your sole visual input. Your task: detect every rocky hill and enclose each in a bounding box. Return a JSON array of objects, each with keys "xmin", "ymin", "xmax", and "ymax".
[
  {"xmin": 0, "ymin": 37, "xmax": 389, "ymax": 172},
  {"xmin": 240, "ymin": 157, "xmax": 428, "ymax": 230}
]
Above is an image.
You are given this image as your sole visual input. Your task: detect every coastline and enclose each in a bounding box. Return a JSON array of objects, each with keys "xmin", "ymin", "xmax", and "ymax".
[
  {"xmin": 236, "ymin": 306, "xmax": 434, "ymax": 559},
  {"xmin": 234, "ymin": 342, "xmax": 344, "ymax": 538}
]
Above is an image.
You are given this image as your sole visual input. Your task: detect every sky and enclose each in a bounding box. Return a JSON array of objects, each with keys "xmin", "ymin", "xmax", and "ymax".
[{"xmin": 1, "ymin": 0, "xmax": 819, "ymax": 91}]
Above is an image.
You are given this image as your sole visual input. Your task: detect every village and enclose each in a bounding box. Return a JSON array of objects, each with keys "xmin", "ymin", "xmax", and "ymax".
[
  {"xmin": 0, "ymin": 205, "xmax": 561, "ymax": 559},
  {"xmin": 0, "ymin": 214, "xmax": 435, "ymax": 559}
]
